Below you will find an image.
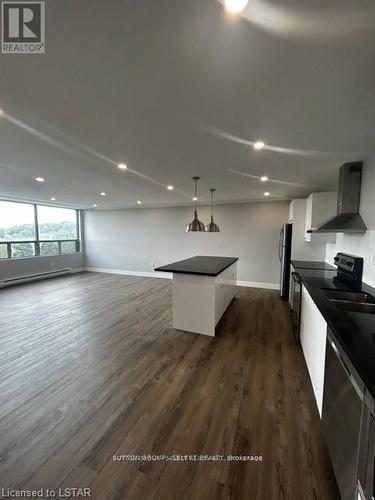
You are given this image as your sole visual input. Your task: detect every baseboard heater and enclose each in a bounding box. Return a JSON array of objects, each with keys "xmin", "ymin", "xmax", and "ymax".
[{"xmin": 1, "ymin": 268, "xmax": 72, "ymax": 288}]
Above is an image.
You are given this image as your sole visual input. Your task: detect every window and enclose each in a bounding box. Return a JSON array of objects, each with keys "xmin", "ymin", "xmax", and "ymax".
[
  {"xmin": 61, "ymin": 241, "xmax": 78, "ymax": 254},
  {"xmin": 11, "ymin": 242, "xmax": 35, "ymax": 258},
  {"xmin": 0, "ymin": 243, "xmax": 8, "ymax": 259},
  {"xmin": 0, "ymin": 201, "xmax": 36, "ymax": 241},
  {"xmin": 0, "ymin": 200, "xmax": 80, "ymax": 259},
  {"xmin": 40, "ymin": 241, "xmax": 59, "ymax": 256},
  {"xmin": 37, "ymin": 206, "xmax": 78, "ymax": 240}
]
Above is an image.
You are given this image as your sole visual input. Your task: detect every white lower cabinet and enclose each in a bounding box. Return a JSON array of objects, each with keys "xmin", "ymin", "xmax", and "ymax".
[
  {"xmin": 300, "ymin": 285, "xmax": 327, "ymax": 416},
  {"xmin": 214, "ymin": 263, "xmax": 237, "ymax": 325}
]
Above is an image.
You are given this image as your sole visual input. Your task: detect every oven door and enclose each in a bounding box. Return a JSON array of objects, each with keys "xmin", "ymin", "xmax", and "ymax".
[
  {"xmin": 290, "ymin": 272, "xmax": 301, "ymax": 342},
  {"xmin": 323, "ymin": 336, "xmax": 363, "ymax": 500}
]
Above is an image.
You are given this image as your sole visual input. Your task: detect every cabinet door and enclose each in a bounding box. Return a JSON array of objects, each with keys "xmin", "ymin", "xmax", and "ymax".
[
  {"xmin": 288, "ymin": 201, "xmax": 294, "ymax": 222},
  {"xmin": 300, "ymin": 285, "xmax": 328, "ymax": 415},
  {"xmin": 304, "ymin": 192, "xmax": 336, "ymax": 244},
  {"xmin": 312, "ymin": 313, "xmax": 328, "ymax": 416},
  {"xmin": 304, "ymin": 195, "xmax": 313, "ymax": 242},
  {"xmin": 300, "ymin": 286, "xmax": 314, "ymax": 381}
]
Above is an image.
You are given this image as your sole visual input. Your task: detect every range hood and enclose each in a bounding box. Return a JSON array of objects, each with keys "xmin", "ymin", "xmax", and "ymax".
[{"xmin": 308, "ymin": 162, "xmax": 367, "ymax": 234}]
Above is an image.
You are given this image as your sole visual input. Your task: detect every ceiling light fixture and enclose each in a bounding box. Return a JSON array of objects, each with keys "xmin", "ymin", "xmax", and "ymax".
[
  {"xmin": 206, "ymin": 188, "xmax": 220, "ymax": 233},
  {"xmin": 187, "ymin": 177, "xmax": 205, "ymax": 232},
  {"xmin": 260, "ymin": 176, "xmax": 268, "ymax": 182},
  {"xmin": 264, "ymin": 192, "xmax": 270, "ymax": 197},
  {"xmin": 254, "ymin": 141, "xmax": 265, "ymax": 151},
  {"xmin": 224, "ymin": 0, "xmax": 249, "ymax": 14},
  {"xmin": 100, "ymin": 192, "xmax": 106, "ymax": 196},
  {"xmin": 167, "ymin": 185, "xmax": 174, "ymax": 191},
  {"xmin": 0, "ymin": 109, "xmax": 3, "ymax": 116},
  {"xmin": 193, "ymin": 196, "xmax": 198, "ymax": 201},
  {"xmin": 35, "ymin": 177, "xmax": 45, "ymax": 182},
  {"xmin": 50, "ymin": 197, "xmax": 56, "ymax": 201},
  {"xmin": 137, "ymin": 200, "xmax": 142, "ymax": 205},
  {"xmin": 118, "ymin": 163, "xmax": 127, "ymax": 170}
]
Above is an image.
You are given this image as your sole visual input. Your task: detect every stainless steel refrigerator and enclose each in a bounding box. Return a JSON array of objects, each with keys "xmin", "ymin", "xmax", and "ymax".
[{"xmin": 278, "ymin": 223, "xmax": 292, "ymax": 300}]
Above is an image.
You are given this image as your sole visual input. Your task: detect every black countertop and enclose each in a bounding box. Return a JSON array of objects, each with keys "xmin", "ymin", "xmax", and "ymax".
[
  {"xmin": 155, "ymin": 256, "xmax": 238, "ymax": 276},
  {"xmin": 296, "ymin": 268, "xmax": 375, "ymax": 401},
  {"xmin": 292, "ymin": 260, "xmax": 336, "ymax": 271}
]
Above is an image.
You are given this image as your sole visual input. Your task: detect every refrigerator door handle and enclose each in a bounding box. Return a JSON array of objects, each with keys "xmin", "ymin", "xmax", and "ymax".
[{"xmin": 278, "ymin": 227, "xmax": 284, "ymax": 262}]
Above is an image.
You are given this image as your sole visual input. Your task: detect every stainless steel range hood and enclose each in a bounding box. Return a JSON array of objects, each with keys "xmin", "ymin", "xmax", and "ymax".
[{"xmin": 308, "ymin": 162, "xmax": 367, "ymax": 234}]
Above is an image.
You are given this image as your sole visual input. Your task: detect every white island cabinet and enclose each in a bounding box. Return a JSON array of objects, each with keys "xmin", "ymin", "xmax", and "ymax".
[
  {"xmin": 155, "ymin": 256, "xmax": 238, "ymax": 337},
  {"xmin": 300, "ymin": 284, "xmax": 328, "ymax": 416}
]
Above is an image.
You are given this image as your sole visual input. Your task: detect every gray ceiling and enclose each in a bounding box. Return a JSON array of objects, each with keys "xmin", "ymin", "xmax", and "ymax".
[{"xmin": 0, "ymin": 0, "xmax": 374, "ymax": 209}]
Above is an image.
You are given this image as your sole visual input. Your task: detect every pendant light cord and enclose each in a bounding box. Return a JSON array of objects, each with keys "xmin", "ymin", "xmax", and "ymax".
[
  {"xmin": 193, "ymin": 176, "xmax": 200, "ymax": 212},
  {"xmin": 210, "ymin": 188, "xmax": 216, "ymax": 220}
]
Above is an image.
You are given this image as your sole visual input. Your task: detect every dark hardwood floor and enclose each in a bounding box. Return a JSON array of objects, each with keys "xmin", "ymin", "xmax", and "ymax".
[{"xmin": 0, "ymin": 272, "xmax": 339, "ymax": 499}]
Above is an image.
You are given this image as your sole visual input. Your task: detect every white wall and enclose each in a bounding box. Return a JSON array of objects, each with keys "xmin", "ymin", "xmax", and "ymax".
[
  {"xmin": 84, "ymin": 201, "xmax": 289, "ymax": 287},
  {"xmin": 325, "ymin": 155, "xmax": 375, "ymax": 287}
]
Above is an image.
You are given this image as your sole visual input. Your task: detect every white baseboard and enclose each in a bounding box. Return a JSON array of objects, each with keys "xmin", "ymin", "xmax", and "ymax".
[
  {"xmin": 85, "ymin": 267, "xmax": 172, "ymax": 280},
  {"xmin": 71, "ymin": 267, "xmax": 85, "ymax": 274},
  {"xmin": 85, "ymin": 267, "xmax": 279, "ymax": 289},
  {"xmin": 237, "ymin": 280, "xmax": 280, "ymax": 290}
]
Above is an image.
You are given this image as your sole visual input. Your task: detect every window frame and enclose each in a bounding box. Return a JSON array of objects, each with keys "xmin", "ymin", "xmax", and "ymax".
[{"xmin": 0, "ymin": 199, "xmax": 81, "ymax": 260}]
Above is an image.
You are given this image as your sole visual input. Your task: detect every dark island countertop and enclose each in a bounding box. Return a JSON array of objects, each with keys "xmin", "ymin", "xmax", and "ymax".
[
  {"xmin": 155, "ymin": 256, "xmax": 238, "ymax": 277},
  {"xmin": 291, "ymin": 260, "xmax": 336, "ymax": 271},
  {"xmin": 296, "ymin": 268, "xmax": 375, "ymax": 401}
]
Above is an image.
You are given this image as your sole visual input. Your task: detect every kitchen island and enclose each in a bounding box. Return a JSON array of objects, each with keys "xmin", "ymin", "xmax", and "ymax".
[{"xmin": 155, "ymin": 256, "xmax": 238, "ymax": 336}]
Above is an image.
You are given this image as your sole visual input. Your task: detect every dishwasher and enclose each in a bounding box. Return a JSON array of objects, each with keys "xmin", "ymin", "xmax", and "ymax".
[
  {"xmin": 357, "ymin": 396, "xmax": 375, "ymax": 500},
  {"xmin": 322, "ymin": 330, "xmax": 364, "ymax": 500}
]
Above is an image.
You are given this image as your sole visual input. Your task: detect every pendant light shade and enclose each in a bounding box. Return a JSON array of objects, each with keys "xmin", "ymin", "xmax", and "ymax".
[
  {"xmin": 187, "ymin": 177, "xmax": 205, "ymax": 232},
  {"xmin": 206, "ymin": 188, "xmax": 220, "ymax": 232}
]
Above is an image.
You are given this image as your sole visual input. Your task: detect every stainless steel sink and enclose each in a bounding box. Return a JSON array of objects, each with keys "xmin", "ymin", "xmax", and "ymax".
[
  {"xmin": 322, "ymin": 288, "xmax": 375, "ymax": 314},
  {"xmin": 329, "ymin": 300, "xmax": 375, "ymax": 314},
  {"xmin": 323, "ymin": 289, "xmax": 375, "ymax": 304}
]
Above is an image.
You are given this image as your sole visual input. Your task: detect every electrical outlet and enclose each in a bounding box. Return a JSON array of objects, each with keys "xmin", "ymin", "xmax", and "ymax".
[{"xmin": 50, "ymin": 261, "xmax": 55, "ymax": 268}]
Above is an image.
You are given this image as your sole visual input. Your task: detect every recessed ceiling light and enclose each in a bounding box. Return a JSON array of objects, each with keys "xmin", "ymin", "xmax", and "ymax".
[
  {"xmin": 35, "ymin": 177, "xmax": 45, "ymax": 182},
  {"xmin": 224, "ymin": 0, "xmax": 249, "ymax": 14},
  {"xmin": 167, "ymin": 185, "xmax": 174, "ymax": 191},
  {"xmin": 264, "ymin": 192, "xmax": 270, "ymax": 197},
  {"xmin": 118, "ymin": 163, "xmax": 127, "ymax": 170},
  {"xmin": 192, "ymin": 196, "xmax": 198, "ymax": 201},
  {"xmin": 50, "ymin": 197, "xmax": 56, "ymax": 201},
  {"xmin": 254, "ymin": 141, "xmax": 265, "ymax": 151},
  {"xmin": 260, "ymin": 176, "xmax": 268, "ymax": 182},
  {"xmin": 93, "ymin": 204, "xmax": 98, "ymax": 207},
  {"xmin": 137, "ymin": 200, "xmax": 142, "ymax": 205},
  {"xmin": 100, "ymin": 192, "xmax": 106, "ymax": 196}
]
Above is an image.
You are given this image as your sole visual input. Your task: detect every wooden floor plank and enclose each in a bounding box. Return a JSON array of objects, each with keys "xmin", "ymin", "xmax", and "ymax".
[{"xmin": 0, "ymin": 272, "xmax": 340, "ymax": 499}]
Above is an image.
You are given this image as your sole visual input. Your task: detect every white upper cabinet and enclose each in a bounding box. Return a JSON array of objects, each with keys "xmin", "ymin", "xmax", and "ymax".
[
  {"xmin": 304, "ymin": 192, "xmax": 337, "ymax": 243},
  {"xmin": 288, "ymin": 200, "xmax": 295, "ymax": 222}
]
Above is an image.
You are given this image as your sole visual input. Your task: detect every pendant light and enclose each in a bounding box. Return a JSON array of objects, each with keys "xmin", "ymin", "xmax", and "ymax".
[
  {"xmin": 186, "ymin": 177, "xmax": 205, "ymax": 232},
  {"xmin": 206, "ymin": 188, "xmax": 220, "ymax": 232}
]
